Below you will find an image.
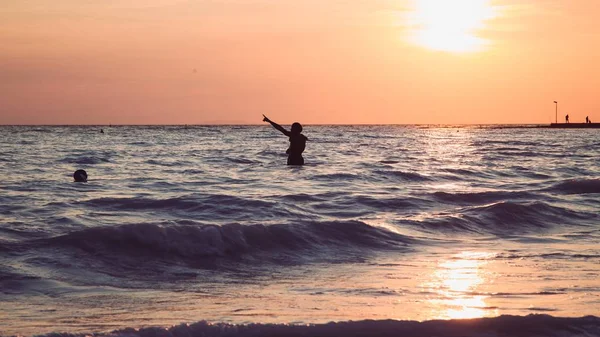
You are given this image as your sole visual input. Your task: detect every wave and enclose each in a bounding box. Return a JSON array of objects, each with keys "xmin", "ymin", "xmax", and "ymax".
[
  {"xmin": 352, "ymin": 195, "xmax": 428, "ymax": 211},
  {"xmin": 544, "ymin": 178, "xmax": 600, "ymax": 195},
  {"xmin": 283, "ymin": 194, "xmax": 431, "ymax": 218},
  {"xmin": 432, "ymin": 190, "xmax": 534, "ymax": 205},
  {"xmin": 24, "ymin": 127, "xmax": 54, "ymax": 133},
  {"xmin": 553, "ymin": 166, "xmax": 595, "ymax": 176},
  {"xmin": 41, "ymin": 221, "xmax": 412, "ymax": 261},
  {"xmin": 225, "ymin": 157, "xmax": 260, "ymax": 164},
  {"xmin": 72, "ymin": 195, "xmax": 287, "ymax": 219},
  {"xmin": 145, "ymin": 159, "xmax": 180, "ymax": 167},
  {"xmin": 312, "ymin": 173, "xmax": 362, "ymax": 181},
  {"xmin": 509, "ymin": 167, "xmax": 552, "ymax": 179},
  {"xmin": 60, "ymin": 153, "xmax": 112, "ymax": 165},
  {"xmin": 180, "ymin": 169, "xmax": 204, "ymax": 175},
  {"xmin": 441, "ymin": 168, "xmax": 483, "ymax": 176},
  {"xmin": 472, "ymin": 139, "xmax": 540, "ymax": 147},
  {"xmin": 497, "ymin": 252, "xmax": 600, "ymax": 260},
  {"xmin": 30, "ymin": 315, "xmax": 600, "ymax": 337},
  {"xmin": 127, "ymin": 141, "xmax": 152, "ymax": 146},
  {"xmin": 373, "ymin": 170, "xmax": 432, "ymax": 182},
  {"xmin": 496, "ymin": 151, "xmax": 543, "ymax": 157},
  {"xmin": 469, "ymin": 201, "xmax": 594, "ymax": 228},
  {"xmin": 278, "ymin": 192, "xmax": 346, "ymax": 203},
  {"xmin": 257, "ymin": 149, "xmax": 283, "ymax": 157},
  {"xmin": 398, "ymin": 201, "xmax": 596, "ymax": 235}
]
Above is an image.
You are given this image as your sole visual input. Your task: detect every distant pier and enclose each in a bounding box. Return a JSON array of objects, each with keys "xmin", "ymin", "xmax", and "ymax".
[{"xmin": 550, "ymin": 123, "xmax": 600, "ymax": 128}]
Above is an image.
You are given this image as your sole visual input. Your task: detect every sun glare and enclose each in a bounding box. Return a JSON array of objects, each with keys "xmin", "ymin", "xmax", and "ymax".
[
  {"xmin": 406, "ymin": 0, "xmax": 497, "ymax": 53},
  {"xmin": 424, "ymin": 252, "xmax": 498, "ymax": 320}
]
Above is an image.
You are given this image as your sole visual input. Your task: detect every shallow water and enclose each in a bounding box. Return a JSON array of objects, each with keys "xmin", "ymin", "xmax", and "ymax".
[{"xmin": 0, "ymin": 125, "xmax": 599, "ymax": 336}]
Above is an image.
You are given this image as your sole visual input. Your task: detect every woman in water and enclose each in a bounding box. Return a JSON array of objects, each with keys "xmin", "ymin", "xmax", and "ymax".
[{"xmin": 263, "ymin": 115, "xmax": 307, "ymax": 165}]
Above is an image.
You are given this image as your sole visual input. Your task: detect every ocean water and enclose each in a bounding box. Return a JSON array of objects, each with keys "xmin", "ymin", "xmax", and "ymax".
[{"xmin": 0, "ymin": 125, "xmax": 599, "ymax": 336}]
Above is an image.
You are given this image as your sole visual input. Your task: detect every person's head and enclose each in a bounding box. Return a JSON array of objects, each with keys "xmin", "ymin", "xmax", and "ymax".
[
  {"xmin": 291, "ymin": 122, "xmax": 303, "ymax": 135},
  {"xmin": 74, "ymin": 169, "xmax": 88, "ymax": 182}
]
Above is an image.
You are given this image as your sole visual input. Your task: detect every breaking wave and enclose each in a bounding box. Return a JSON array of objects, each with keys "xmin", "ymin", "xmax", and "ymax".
[
  {"xmin": 41, "ymin": 221, "xmax": 412, "ymax": 261},
  {"xmin": 31, "ymin": 315, "xmax": 600, "ymax": 337}
]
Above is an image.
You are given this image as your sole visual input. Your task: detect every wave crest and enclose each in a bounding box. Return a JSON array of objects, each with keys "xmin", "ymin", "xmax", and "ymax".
[
  {"xmin": 545, "ymin": 178, "xmax": 600, "ymax": 195},
  {"xmin": 399, "ymin": 201, "xmax": 596, "ymax": 235},
  {"xmin": 31, "ymin": 315, "xmax": 600, "ymax": 337},
  {"xmin": 44, "ymin": 221, "xmax": 412, "ymax": 260}
]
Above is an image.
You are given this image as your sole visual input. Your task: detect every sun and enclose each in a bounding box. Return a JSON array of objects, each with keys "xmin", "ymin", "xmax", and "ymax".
[{"xmin": 406, "ymin": 0, "xmax": 497, "ymax": 53}]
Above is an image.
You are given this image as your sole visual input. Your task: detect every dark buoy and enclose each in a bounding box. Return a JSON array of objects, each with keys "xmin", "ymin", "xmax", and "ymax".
[{"xmin": 74, "ymin": 169, "xmax": 88, "ymax": 182}]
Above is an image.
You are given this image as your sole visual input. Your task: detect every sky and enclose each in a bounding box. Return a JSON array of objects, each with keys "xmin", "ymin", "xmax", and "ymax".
[{"xmin": 1, "ymin": 0, "xmax": 599, "ymax": 125}]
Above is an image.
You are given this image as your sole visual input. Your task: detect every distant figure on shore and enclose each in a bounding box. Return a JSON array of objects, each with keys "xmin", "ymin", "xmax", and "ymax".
[
  {"xmin": 74, "ymin": 169, "xmax": 88, "ymax": 182},
  {"xmin": 586, "ymin": 116, "xmax": 590, "ymax": 124},
  {"xmin": 263, "ymin": 114, "xmax": 307, "ymax": 165},
  {"xmin": 565, "ymin": 114, "xmax": 570, "ymax": 123}
]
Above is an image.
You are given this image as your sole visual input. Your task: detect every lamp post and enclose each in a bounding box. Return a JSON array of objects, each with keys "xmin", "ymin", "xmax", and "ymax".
[{"xmin": 554, "ymin": 101, "xmax": 558, "ymax": 124}]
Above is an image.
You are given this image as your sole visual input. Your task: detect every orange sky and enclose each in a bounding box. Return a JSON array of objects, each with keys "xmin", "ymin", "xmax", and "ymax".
[{"xmin": 1, "ymin": 0, "xmax": 599, "ymax": 124}]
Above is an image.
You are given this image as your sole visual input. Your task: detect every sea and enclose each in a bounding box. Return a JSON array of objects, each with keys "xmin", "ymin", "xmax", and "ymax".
[{"xmin": 0, "ymin": 125, "xmax": 599, "ymax": 337}]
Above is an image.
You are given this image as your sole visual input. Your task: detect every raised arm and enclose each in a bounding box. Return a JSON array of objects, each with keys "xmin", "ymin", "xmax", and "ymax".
[{"xmin": 263, "ymin": 115, "xmax": 291, "ymax": 137}]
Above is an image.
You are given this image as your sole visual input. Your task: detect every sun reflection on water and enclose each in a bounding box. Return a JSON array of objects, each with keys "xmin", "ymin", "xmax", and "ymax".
[{"xmin": 425, "ymin": 251, "xmax": 498, "ymax": 319}]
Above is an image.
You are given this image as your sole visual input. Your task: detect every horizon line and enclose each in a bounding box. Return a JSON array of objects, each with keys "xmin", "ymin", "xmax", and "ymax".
[{"xmin": 0, "ymin": 123, "xmax": 551, "ymax": 127}]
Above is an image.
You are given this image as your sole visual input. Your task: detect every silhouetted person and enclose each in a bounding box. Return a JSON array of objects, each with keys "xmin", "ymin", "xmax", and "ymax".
[
  {"xmin": 565, "ymin": 114, "xmax": 569, "ymax": 123},
  {"xmin": 100, "ymin": 129, "xmax": 104, "ymax": 133},
  {"xmin": 74, "ymin": 169, "xmax": 88, "ymax": 182},
  {"xmin": 263, "ymin": 114, "xmax": 307, "ymax": 165}
]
